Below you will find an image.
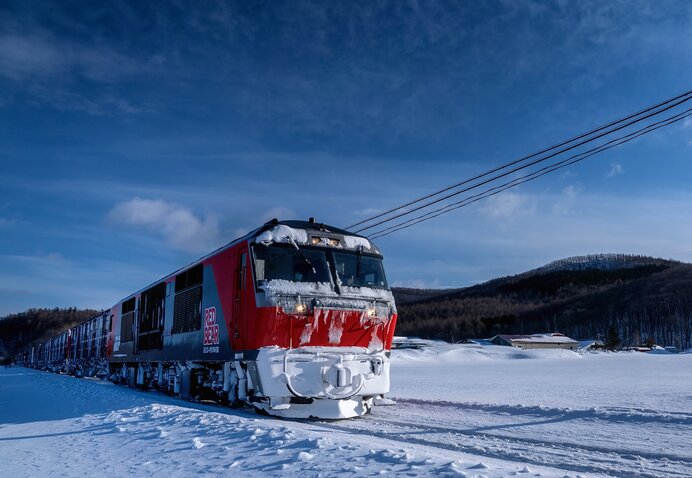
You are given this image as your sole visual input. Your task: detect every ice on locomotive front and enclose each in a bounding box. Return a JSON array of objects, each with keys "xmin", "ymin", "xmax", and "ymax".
[{"xmin": 246, "ymin": 223, "xmax": 398, "ymax": 419}]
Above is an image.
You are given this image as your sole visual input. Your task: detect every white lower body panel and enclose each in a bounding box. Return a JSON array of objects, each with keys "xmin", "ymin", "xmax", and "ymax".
[{"xmin": 247, "ymin": 346, "xmax": 390, "ymax": 419}]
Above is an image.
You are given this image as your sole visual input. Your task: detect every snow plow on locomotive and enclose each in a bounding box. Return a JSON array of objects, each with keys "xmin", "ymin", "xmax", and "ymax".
[{"xmin": 19, "ymin": 219, "xmax": 398, "ymax": 419}]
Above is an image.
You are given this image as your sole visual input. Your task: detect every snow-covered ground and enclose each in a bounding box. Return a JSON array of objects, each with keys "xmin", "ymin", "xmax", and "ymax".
[{"xmin": 1, "ymin": 343, "xmax": 691, "ymax": 477}]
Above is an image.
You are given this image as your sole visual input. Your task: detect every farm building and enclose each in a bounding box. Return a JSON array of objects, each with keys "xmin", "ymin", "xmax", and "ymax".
[{"xmin": 490, "ymin": 333, "xmax": 579, "ymax": 350}]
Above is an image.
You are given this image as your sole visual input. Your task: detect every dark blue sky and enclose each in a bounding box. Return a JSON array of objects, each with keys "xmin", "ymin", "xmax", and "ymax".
[{"xmin": 2, "ymin": 1, "xmax": 692, "ymax": 315}]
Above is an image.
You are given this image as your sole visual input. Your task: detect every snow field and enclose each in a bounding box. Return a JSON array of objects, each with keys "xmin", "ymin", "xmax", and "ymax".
[{"xmin": 1, "ymin": 342, "xmax": 691, "ymax": 477}]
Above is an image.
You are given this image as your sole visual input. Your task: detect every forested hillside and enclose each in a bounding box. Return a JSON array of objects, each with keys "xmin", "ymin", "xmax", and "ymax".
[
  {"xmin": 390, "ymin": 287, "xmax": 461, "ymax": 305},
  {"xmin": 393, "ymin": 255, "xmax": 692, "ymax": 350},
  {"xmin": 0, "ymin": 308, "xmax": 99, "ymax": 356}
]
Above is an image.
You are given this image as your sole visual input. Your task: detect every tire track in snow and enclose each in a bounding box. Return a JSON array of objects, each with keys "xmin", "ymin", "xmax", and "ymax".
[
  {"xmin": 391, "ymin": 398, "xmax": 692, "ymax": 426},
  {"xmin": 310, "ymin": 401, "xmax": 692, "ymax": 478}
]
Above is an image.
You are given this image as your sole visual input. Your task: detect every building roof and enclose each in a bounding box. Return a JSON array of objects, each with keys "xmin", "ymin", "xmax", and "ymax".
[{"xmin": 493, "ymin": 333, "xmax": 578, "ymax": 344}]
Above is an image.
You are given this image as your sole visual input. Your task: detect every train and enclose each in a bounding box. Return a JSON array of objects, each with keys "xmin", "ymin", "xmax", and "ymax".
[{"xmin": 16, "ymin": 219, "xmax": 398, "ymax": 419}]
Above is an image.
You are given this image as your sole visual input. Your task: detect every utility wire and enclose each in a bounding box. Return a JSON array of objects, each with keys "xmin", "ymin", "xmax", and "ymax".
[
  {"xmin": 352, "ymin": 92, "xmax": 692, "ymax": 234},
  {"xmin": 369, "ymin": 108, "xmax": 692, "ymax": 239},
  {"xmin": 370, "ymin": 109, "xmax": 692, "ymax": 238},
  {"xmin": 370, "ymin": 109, "xmax": 692, "ymax": 239},
  {"xmin": 347, "ymin": 90, "xmax": 692, "ymax": 234}
]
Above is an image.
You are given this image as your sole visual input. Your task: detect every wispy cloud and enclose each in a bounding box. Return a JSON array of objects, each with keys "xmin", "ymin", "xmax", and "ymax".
[
  {"xmin": 0, "ymin": 217, "xmax": 18, "ymax": 228},
  {"xmin": 353, "ymin": 207, "xmax": 383, "ymax": 217},
  {"xmin": 0, "ymin": 252, "xmax": 165, "ymax": 315},
  {"xmin": 391, "ymin": 278, "xmax": 442, "ymax": 289},
  {"xmin": 0, "ymin": 32, "xmax": 143, "ymax": 82},
  {"xmin": 260, "ymin": 206, "xmax": 297, "ymax": 223},
  {"xmin": 0, "ymin": 252, "xmax": 68, "ymax": 267},
  {"xmin": 108, "ymin": 198, "xmax": 223, "ymax": 253},
  {"xmin": 606, "ymin": 163, "xmax": 624, "ymax": 178},
  {"xmin": 551, "ymin": 184, "xmax": 580, "ymax": 215},
  {"xmin": 479, "ymin": 191, "xmax": 534, "ymax": 219},
  {"xmin": 683, "ymin": 117, "xmax": 692, "ymax": 146},
  {"xmin": 0, "ymin": 28, "xmax": 153, "ymax": 115}
]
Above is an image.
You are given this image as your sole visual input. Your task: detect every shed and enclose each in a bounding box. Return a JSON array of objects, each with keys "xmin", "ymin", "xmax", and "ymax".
[{"xmin": 490, "ymin": 333, "xmax": 579, "ymax": 350}]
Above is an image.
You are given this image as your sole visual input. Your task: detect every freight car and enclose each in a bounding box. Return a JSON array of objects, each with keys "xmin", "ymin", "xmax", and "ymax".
[{"xmin": 18, "ymin": 219, "xmax": 398, "ymax": 419}]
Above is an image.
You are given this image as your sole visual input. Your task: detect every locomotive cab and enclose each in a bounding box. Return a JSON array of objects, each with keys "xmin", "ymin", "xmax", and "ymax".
[{"xmin": 242, "ymin": 221, "xmax": 398, "ymax": 418}]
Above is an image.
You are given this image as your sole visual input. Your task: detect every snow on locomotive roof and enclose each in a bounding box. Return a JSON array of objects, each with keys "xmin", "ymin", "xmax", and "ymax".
[
  {"xmin": 255, "ymin": 222, "xmax": 377, "ymax": 253},
  {"xmin": 342, "ymin": 235, "xmax": 372, "ymax": 251},
  {"xmin": 256, "ymin": 224, "xmax": 309, "ymax": 246}
]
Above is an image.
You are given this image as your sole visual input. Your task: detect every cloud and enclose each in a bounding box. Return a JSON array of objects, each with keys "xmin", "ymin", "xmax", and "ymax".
[
  {"xmin": 479, "ymin": 191, "xmax": 533, "ymax": 219},
  {"xmin": 683, "ymin": 117, "xmax": 692, "ymax": 146},
  {"xmin": 0, "ymin": 252, "xmax": 68, "ymax": 267},
  {"xmin": 0, "ymin": 34, "xmax": 63, "ymax": 81},
  {"xmin": 108, "ymin": 198, "xmax": 223, "ymax": 253},
  {"xmin": 606, "ymin": 163, "xmax": 624, "ymax": 178},
  {"xmin": 260, "ymin": 207, "xmax": 297, "ymax": 223},
  {"xmin": 25, "ymin": 87, "xmax": 145, "ymax": 116},
  {"xmin": 562, "ymin": 184, "xmax": 579, "ymax": 199},
  {"xmin": 391, "ymin": 278, "xmax": 442, "ymax": 289},
  {"xmin": 0, "ymin": 218, "xmax": 17, "ymax": 228},
  {"xmin": 0, "ymin": 252, "xmax": 165, "ymax": 316},
  {"xmin": 0, "ymin": 32, "xmax": 142, "ymax": 83},
  {"xmin": 0, "ymin": 29, "xmax": 151, "ymax": 115},
  {"xmin": 353, "ymin": 207, "xmax": 383, "ymax": 217},
  {"xmin": 550, "ymin": 184, "xmax": 580, "ymax": 215}
]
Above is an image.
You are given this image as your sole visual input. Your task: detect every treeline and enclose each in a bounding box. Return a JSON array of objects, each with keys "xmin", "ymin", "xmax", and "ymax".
[
  {"xmin": 391, "ymin": 287, "xmax": 461, "ymax": 305},
  {"xmin": 393, "ymin": 260, "xmax": 692, "ymax": 350},
  {"xmin": 0, "ymin": 307, "xmax": 99, "ymax": 357},
  {"xmin": 529, "ymin": 254, "xmax": 677, "ymax": 275}
]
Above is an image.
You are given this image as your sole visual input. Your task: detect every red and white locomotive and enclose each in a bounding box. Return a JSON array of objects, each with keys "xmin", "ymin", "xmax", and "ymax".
[{"xmin": 21, "ymin": 219, "xmax": 398, "ymax": 419}]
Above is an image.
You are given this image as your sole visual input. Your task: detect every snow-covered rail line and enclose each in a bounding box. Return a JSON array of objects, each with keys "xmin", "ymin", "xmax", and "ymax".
[
  {"xmin": 392, "ymin": 397, "xmax": 692, "ymax": 426},
  {"xmin": 315, "ymin": 401, "xmax": 692, "ymax": 477}
]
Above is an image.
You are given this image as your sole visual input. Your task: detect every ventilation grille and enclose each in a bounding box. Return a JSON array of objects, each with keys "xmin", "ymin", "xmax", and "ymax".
[
  {"xmin": 121, "ymin": 312, "xmax": 134, "ymax": 342},
  {"xmin": 173, "ymin": 286, "xmax": 202, "ymax": 334}
]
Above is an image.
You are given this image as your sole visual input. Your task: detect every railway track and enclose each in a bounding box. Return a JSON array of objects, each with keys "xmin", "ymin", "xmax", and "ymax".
[{"xmin": 310, "ymin": 399, "xmax": 692, "ymax": 477}]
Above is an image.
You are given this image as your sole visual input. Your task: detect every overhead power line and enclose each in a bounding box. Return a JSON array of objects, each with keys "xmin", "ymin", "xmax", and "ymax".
[
  {"xmin": 368, "ymin": 107, "xmax": 692, "ymax": 239},
  {"xmin": 346, "ymin": 90, "xmax": 692, "ymax": 237}
]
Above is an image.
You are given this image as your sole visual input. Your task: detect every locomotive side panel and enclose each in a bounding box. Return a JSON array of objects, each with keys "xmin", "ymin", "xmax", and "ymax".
[
  {"xmin": 156, "ymin": 260, "xmax": 233, "ymax": 361},
  {"xmin": 110, "ymin": 255, "xmax": 235, "ymax": 363},
  {"xmin": 207, "ymin": 249, "xmax": 242, "ymax": 359},
  {"xmin": 110, "ymin": 295, "xmax": 138, "ymax": 362}
]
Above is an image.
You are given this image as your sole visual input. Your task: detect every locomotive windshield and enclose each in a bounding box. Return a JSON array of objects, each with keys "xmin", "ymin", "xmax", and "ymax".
[
  {"xmin": 253, "ymin": 244, "xmax": 388, "ymax": 290},
  {"xmin": 332, "ymin": 251, "xmax": 388, "ymax": 289},
  {"xmin": 253, "ymin": 244, "xmax": 331, "ymax": 283}
]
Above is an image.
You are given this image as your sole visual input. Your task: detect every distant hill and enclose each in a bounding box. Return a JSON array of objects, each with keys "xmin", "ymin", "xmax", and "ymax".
[
  {"xmin": 390, "ymin": 287, "xmax": 462, "ymax": 305},
  {"xmin": 521, "ymin": 253, "xmax": 676, "ymax": 275},
  {"xmin": 0, "ymin": 308, "xmax": 100, "ymax": 357},
  {"xmin": 392, "ymin": 254, "xmax": 692, "ymax": 350}
]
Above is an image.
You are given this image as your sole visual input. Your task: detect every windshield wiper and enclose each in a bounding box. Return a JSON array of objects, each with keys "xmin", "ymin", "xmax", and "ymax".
[
  {"xmin": 288, "ymin": 237, "xmax": 317, "ymax": 274},
  {"xmin": 356, "ymin": 247, "xmax": 362, "ymax": 281}
]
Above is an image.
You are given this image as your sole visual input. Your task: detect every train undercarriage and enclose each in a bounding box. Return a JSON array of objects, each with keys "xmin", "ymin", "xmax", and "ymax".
[{"xmin": 108, "ymin": 346, "xmax": 390, "ymax": 419}]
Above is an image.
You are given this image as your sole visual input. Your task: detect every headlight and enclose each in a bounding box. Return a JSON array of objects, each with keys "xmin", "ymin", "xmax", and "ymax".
[
  {"xmin": 366, "ymin": 307, "xmax": 377, "ymax": 317},
  {"xmin": 310, "ymin": 236, "xmax": 340, "ymax": 247}
]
